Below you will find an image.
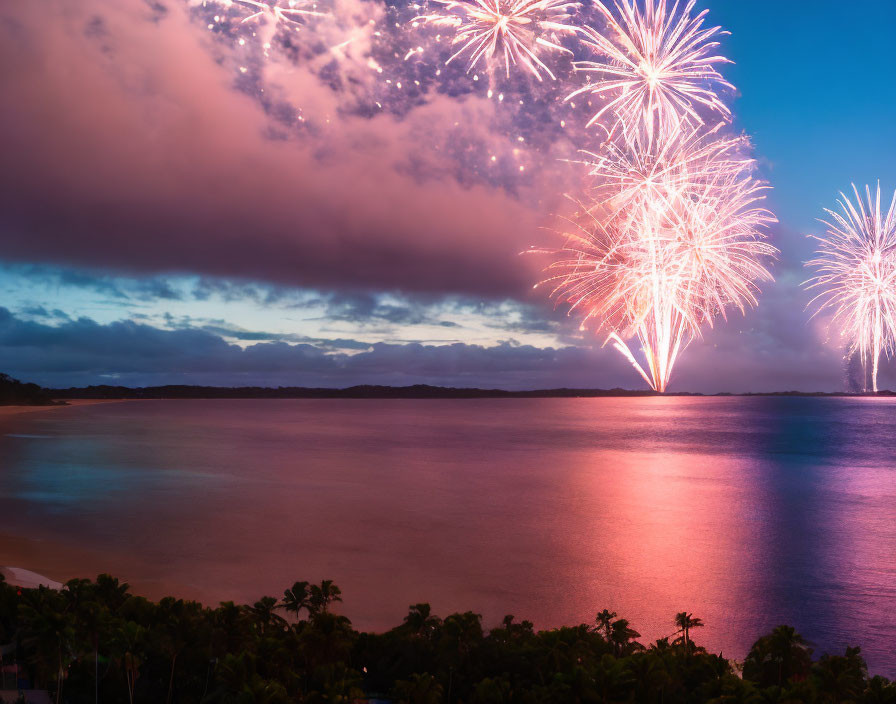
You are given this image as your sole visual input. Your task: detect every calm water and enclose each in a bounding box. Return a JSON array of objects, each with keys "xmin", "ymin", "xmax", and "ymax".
[{"xmin": 1, "ymin": 397, "xmax": 895, "ymax": 673}]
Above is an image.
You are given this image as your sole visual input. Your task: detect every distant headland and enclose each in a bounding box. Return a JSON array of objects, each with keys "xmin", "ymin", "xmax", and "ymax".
[
  {"xmin": 1, "ymin": 375, "xmax": 894, "ymax": 403},
  {"xmin": 0, "ymin": 373, "xmax": 63, "ymax": 406},
  {"xmin": 2, "ymin": 373, "xmax": 895, "ymax": 404},
  {"xmin": 49, "ymin": 384, "xmax": 896, "ymax": 399}
]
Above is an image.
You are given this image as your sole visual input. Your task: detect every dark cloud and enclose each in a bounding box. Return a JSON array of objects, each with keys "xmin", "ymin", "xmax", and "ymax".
[
  {"xmin": 17, "ymin": 305, "xmax": 71, "ymax": 321},
  {"xmin": 0, "ymin": 307, "xmax": 879, "ymax": 392},
  {"xmin": 0, "ymin": 307, "xmax": 608, "ymax": 388},
  {"xmin": 190, "ymin": 278, "xmax": 300, "ymax": 305},
  {"xmin": 1, "ymin": 263, "xmax": 185, "ymax": 302},
  {"xmin": 318, "ymin": 291, "xmax": 431, "ymax": 326}
]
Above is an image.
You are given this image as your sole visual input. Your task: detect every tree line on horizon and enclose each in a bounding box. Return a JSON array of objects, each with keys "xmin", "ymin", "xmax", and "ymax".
[
  {"xmin": 3, "ymin": 372, "xmax": 896, "ymax": 402},
  {"xmin": 0, "ymin": 374, "xmax": 59, "ymax": 406},
  {"xmin": 1, "ymin": 574, "xmax": 894, "ymax": 704}
]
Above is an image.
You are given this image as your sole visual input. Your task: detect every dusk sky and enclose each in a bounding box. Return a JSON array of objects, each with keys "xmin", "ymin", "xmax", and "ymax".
[{"xmin": 1, "ymin": 0, "xmax": 895, "ymax": 392}]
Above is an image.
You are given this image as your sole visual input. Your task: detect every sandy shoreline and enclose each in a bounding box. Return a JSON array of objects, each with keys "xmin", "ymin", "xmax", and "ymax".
[
  {"xmin": 0, "ymin": 566, "xmax": 62, "ymax": 590},
  {"xmin": 0, "ymin": 398, "xmax": 127, "ymax": 420}
]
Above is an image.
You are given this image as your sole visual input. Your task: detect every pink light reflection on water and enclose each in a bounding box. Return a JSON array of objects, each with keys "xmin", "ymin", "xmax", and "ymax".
[{"xmin": 1, "ymin": 396, "xmax": 895, "ymax": 673}]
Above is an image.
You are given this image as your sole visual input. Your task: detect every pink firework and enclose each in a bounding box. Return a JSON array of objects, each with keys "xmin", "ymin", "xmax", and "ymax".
[
  {"xmin": 416, "ymin": 0, "xmax": 581, "ymax": 81},
  {"xmin": 567, "ymin": 0, "xmax": 733, "ymax": 144},
  {"xmin": 536, "ymin": 136, "xmax": 776, "ymax": 392},
  {"xmin": 805, "ymin": 184, "xmax": 896, "ymax": 392}
]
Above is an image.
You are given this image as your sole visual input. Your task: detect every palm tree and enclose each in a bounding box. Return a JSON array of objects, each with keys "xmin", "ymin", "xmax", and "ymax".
[
  {"xmin": 19, "ymin": 587, "xmax": 75, "ymax": 704},
  {"xmin": 594, "ymin": 609, "xmax": 617, "ymax": 641},
  {"xmin": 768, "ymin": 625, "xmax": 812, "ymax": 685},
  {"xmin": 155, "ymin": 597, "xmax": 201, "ymax": 704},
  {"xmin": 814, "ymin": 646, "xmax": 867, "ymax": 702},
  {"xmin": 403, "ymin": 603, "xmax": 440, "ymax": 638},
  {"xmin": 608, "ymin": 619, "xmax": 642, "ymax": 657},
  {"xmin": 440, "ymin": 611, "xmax": 484, "ymax": 668},
  {"xmin": 592, "ymin": 653, "xmax": 636, "ymax": 703},
  {"xmin": 63, "ymin": 578, "xmax": 109, "ymax": 704},
  {"xmin": 277, "ymin": 581, "xmax": 310, "ymax": 622},
  {"xmin": 249, "ymin": 596, "xmax": 287, "ymax": 635},
  {"xmin": 674, "ymin": 612, "xmax": 704, "ymax": 651},
  {"xmin": 743, "ymin": 625, "xmax": 813, "ymax": 687},
  {"xmin": 864, "ymin": 675, "xmax": 896, "ymax": 704},
  {"xmin": 308, "ymin": 580, "xmax": 342, "ymax": 616},
  {"xmin": 93, "ymin": 574, "xmax": 131, "ymax": 613},
  {"xmin": 114, "ymin": 620, "xmax": 145, "ymax": 704}
]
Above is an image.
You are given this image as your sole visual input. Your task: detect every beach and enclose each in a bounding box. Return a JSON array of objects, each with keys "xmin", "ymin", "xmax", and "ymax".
[{"xmin": 0, "ymin": 399, "xmax": 123, "ymax": 420}]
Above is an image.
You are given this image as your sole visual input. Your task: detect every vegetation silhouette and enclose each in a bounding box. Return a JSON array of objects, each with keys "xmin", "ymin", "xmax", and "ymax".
[
  {"xmin": 2, "ymin": 573, "xmax": 894, "ymax": 703},
  {"xmin": 0, "ymin": 373, "xmax": 59, "ymax": 406}
]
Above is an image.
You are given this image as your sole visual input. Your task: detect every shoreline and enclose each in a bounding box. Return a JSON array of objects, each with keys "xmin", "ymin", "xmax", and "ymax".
[
  {"xmin": 0, "ymin": 398, "xmax": 127, "ymax": 421},
  {"xmin": 0, "ymin": 565, "xmax": 62, "ymax": 590}
]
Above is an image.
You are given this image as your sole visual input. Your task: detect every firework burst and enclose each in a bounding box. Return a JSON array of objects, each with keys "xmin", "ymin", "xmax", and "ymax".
[
  {"xmin": 582, "ymin": 123, "xmax": 751, "ymax": 226},
  {"xmin": 805, "ymin": 184, "xmax": 896, "ymax": 392},
  {"xmin": 536, "ymin": 138, "xmax": 776, "ymax": 393},
  {"xmin": 567, "ymin": 0, "xmax": 732, "ymax": 143},
  {"xmin": 414, "ymin": 0, "xmax": 581, "ymax": 81}
]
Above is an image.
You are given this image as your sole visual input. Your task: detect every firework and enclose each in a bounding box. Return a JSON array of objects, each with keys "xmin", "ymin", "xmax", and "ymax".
[
  {"xmin": 805, "ymin": 185, "xmax": 896, "ymax": 392},
  {"xmin": 415, "ymin": 0, "xmax": 581, "ymax": 81},
  {"xmin": 234, "ymin": 0, "xmax": 323, "ymax": 24},
  {"xmin": 536, "ymin": 139, "xmax": 776, "ymax": 392},
  {"xmin": 567, "ymin": 0, "xmax": 732, "ymax": 144},
  {"xmin": 582, "ymin": 123, "xmax": 751, "ymax": 227},
  {"xmin": 198, "ymin": 0, "xmax": 324, "ymax": 28}
]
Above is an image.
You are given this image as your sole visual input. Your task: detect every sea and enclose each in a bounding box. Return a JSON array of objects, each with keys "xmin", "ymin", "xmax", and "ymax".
[{"xmin": 1, "ymin": 397, "xmax": 895, "ymax": 674}]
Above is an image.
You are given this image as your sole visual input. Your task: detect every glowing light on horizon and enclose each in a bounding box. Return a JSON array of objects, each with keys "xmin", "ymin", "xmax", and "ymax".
[
  {"xmin": 414, "ymin": 0, "xmax": 581, "ymax": 81},
  {"xmin": 567, "ymin": 0, "xmax": 733, "ymax": 144},
  {"xmin": 531, "ymin": 0, "xmax": 777, "ymax": 393},
  {"xmin": 535, "ymin": 136, "xmax": 776, "ymax": 393},
  {"xmin": 805, "ymin": 184, "xmax": 896, "ymax": 393}
]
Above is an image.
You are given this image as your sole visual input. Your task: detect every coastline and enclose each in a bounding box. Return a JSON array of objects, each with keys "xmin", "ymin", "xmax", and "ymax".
[
  {"xmin": 0, "ymin": 565, "xmax": 62, "ymax": 590},
  {"xmin": 0, "ymin": 398, "xmax": 126, "ymax": 420}
]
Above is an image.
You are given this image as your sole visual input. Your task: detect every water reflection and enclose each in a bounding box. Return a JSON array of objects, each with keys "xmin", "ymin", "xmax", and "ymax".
[{"xmin": 1, "ymin": 397, "xmax": 895, "ymax": 674}]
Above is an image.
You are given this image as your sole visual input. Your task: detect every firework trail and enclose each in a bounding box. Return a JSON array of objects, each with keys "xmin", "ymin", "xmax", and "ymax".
[
  {"xmin": 805, "ymin": 184, "xmax": 896, "ymax": 392},
  {"xmin": 414, "ymin": 0, "xmax": 581, "ymax": 81},
  {"xmin": 567, "ymin": 0, "xmax": 732, "ymax": 144},
  {"xmin": 224, "ymin": 0, "xmax": 324, "ymax": 26},
  {"xmin": 536, "ymin": 133, "xmax": 776, "ymax": 392},
  {"xmin": 527, "ymin": 0, "xmax": 778, "ymax": 392},
  {"xmin": 582, "ymin": 123, "xmax": 750, "ymax": 226},
  {"xmin": 193, "ymin": 0, "xmax": 326, "ymax": 56}
]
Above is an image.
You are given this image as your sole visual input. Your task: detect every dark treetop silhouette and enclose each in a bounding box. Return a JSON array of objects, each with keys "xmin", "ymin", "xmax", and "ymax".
[{"xmin": 2, "ymin": 573, "xmax": 892, "ymax": 704}]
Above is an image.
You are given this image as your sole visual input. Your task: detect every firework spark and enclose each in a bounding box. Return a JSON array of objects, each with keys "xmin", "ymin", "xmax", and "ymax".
[
  {"xmin": 582, "ymin": 123, "xmax": 751, "ymax": 226},
  {"xmin": 536, "ymin": 139, "xmax": 776, "ymax": 392},
  {"xmin": 805, "ymin": 184, "xmax": 896, "ymax": 392},
  {"xmin": 415, "ymin": 0, "xmax": 581, "ymax": 81},
  {"xmin": 228, "ymin": 0, "xmax": 324, "ymax": 25},
  {"xmin": 567, "ymin": 0, "xmax": 732, "ymax": 143}
]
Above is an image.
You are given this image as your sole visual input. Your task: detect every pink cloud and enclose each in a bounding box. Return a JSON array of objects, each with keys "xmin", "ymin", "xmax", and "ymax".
[{"xmin": 0, "ymin": 0, "xmax": 568, "ymax": 296}]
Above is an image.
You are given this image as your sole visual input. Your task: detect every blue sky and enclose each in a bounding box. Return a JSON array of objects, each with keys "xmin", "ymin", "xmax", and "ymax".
[
  {"xmin": 717, "ymin": 1, "xmax": 896, "ymax": 239},
  {"xmin": 0, "ymin": 0, "xmax": 894, "ymax": 391}
]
